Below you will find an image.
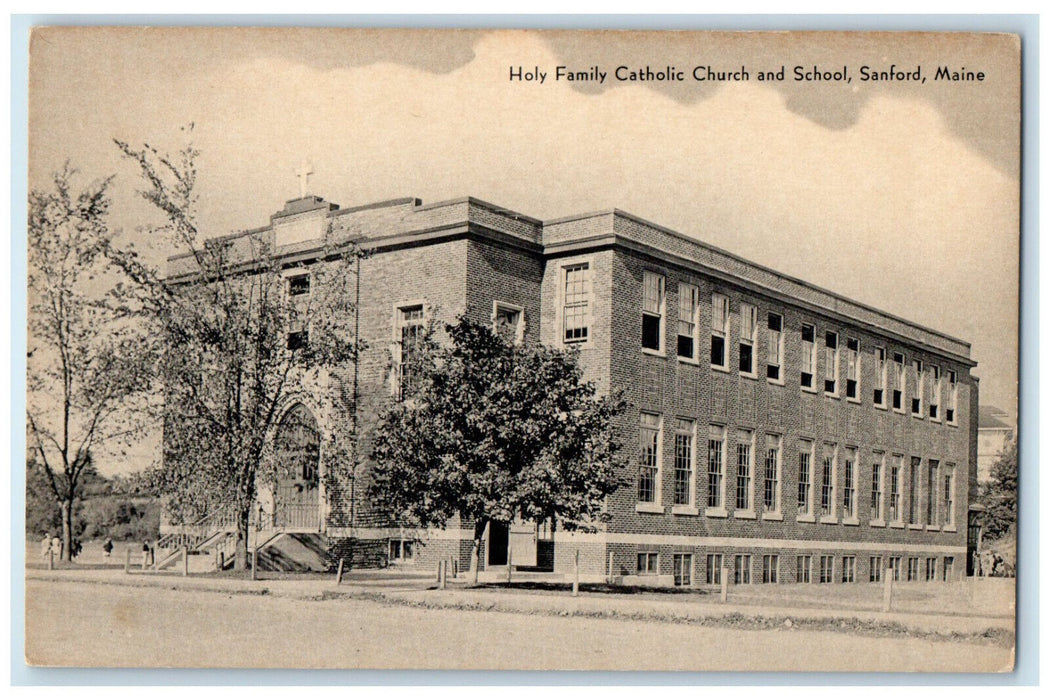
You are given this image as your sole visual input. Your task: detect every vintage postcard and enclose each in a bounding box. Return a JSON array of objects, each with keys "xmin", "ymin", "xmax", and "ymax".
[{"xmin": 24, "ymin": 27, "xmax": 1019, "ymax": 672}]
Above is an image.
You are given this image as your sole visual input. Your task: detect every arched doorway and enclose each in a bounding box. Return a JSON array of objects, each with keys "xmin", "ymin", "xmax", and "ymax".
[{"xmin": 272, "ymin": 403, "xmax": 321, "ymax": 529}]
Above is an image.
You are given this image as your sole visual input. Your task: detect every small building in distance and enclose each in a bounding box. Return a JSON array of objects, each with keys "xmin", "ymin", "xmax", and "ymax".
[{"xmin": 977, "ymin": 405, "xmax": 1015, "ymax": 484}]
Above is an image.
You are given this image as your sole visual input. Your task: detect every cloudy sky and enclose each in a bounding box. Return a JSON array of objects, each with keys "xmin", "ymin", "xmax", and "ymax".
[{"xmin": 29, "ymin": 28, "xmax": 1019, "ymax": 474}]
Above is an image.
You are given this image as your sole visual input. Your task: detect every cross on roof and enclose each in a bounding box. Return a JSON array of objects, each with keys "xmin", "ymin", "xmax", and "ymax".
[{"xmin": 295, "ymin": 159, "xmax": 314, "ymax": 199}]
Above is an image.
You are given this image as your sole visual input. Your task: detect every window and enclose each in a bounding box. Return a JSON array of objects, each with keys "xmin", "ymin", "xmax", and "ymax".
[
  {"xmin": 845, "ymin": 338, "xmax": 860, "ymax": 400},
  {"xmin": 638, "ymin": 413, "xmax": 661, "ymax": 505},
  {"xmin": 824, "ymin": 331, "xmax": 839, "ymax": 394},
  {"xmin": 869, "ymin": 556, "xmax": 883, "ymax": 583},
  {"xmin": 707, "ymin": 425, "xmax": 726, "ymax": 509},
  {"xmin": 925, "ymin": 558, "xmax": 937, "ymax": 582},
  {"xmin": 801, "ymin": 324, "xmax": 816, "ymax": 389},
  {"xmin": 710, "ymin": 293, "xmax": 730, "ymax": 369},
  {"xmin": 288, "ymin": 273, "xmax": 310, "ymax": 296},
  {"xmin": 493, "ymin": 302, "xmax": 524, "ymax": 345},
  {"xmin": 946, "ymin": 370, "xmax": 958, "ymax": 424},
  {"xmin": 892, "ymin": 352, "xmax": 906, "ymax": 411},
  {"xmin": 820, "ymin": 445, "xmax": 836, "ymax": 518},
  {"xmin": 637, "ymin": 552, "xmax": 658, "ymax": 574},
  {"xmin": 909, "ymin": 457, "xmax": 921, "ymax": 525},
  {"xmin": 764, "ymin": 434, "xmax": 781, "ymax": 512},
  {"xmin": 819, "ymin": 555, "xmax": 834, "ymax": 583},
  {"xmin": 798, "ymin": 440, "xmax": 813, "ymax": 516},
  {"xmin": 841, "ymin": 556, "xmax": 856, "ymax": 583},
  {"xmin": 734, "ymin": 554, "xmax": 752, "ymax": 584},
  {"xmin": 889, "ymin": 556, "xmax": 903, "ymax": 581},
  {"xmin": 767, "ymin": 313, "xmax": 784, "ymax": 381},
  {"xmin": 735, "ymin": 430, "xmax": 753, "ymax": 511},
  {"xmin": 562, "ymin": 263, "xmax": 591, "ymax": 343},
  {"xmin": 944, "ymin": 466, "xmax": 955, "ymax": 527},
  {"xmin": 871, "ymin": 455, "xmax": 884, "ymax": 522},
  {"xmin": 927, "ymin": 460, "xmax": 939, "ymax": 526},
  {"xmin": 929, "ymin": 365, "xmax": 941, "ymax": 420},
  {"xmin": 396, "ymin": 305, "xmax": 426, "ymax": 399},
  {"xmin": 673, "ymin": 553, "xmax": 693, "ymax": 586},
  {"xmin": 796, "ymin": 555, "xmax": 812, "ymax": 583},
  {"xmin": 944, "ymin": 557, "xmax": 954, "ymax": 581},
  {"xmin": 843, "ymin": 448, "xmax": 856, "ymax": 520},
  {"xmin": 286, "ymin": 329, "xmax": 308, "ymax": 351},
  {"xmin": 673, "ymin": 419, "xmax": 695, "ymax": 507},
  {"xmin": 911, "ymin": 360, "xmax": 924, "ymax": 416},
  {"xmin": 642, "ymin": 271, "xmax": 665, "ymax": 352},
  {"xmin": 907, "ymin": 557, "xmax": 919, "ymax": 581},
  {"xmin": 706, "ymin": 554, "xmax": 723, "ymax": 584},
  {"xmin": 874, "ymin": 347, "xmax": 888, "ymax": 406},
  {"xmin": 388, "ymin": 539, "xmax": 414, "ymax": 562},
  {"xmin": 739, "ymin": 303, "xmax": 758, "ymax": 375},
  {"xmin": 677, "ymin": 282, "xmax": 699, "ymax": 360},
  {"xmin": 762, "ymin": 555, "xmax": 778, "ymax": 583},
  {"xmin": 889, "ymin": 457, "xmax": 903, "ymax": 522}
]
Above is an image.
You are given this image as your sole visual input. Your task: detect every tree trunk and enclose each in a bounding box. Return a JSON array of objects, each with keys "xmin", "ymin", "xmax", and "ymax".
[
  {"xmin": 471, "ymin": 519, "xmax": 487, "ymax": 586},
  {"xmin": 60, "ymin": 499, "xmax": 73, "ymax": 562},
  {"xmin": 234, "ymin": 506, "xmax": 250, "ymax": 572}
]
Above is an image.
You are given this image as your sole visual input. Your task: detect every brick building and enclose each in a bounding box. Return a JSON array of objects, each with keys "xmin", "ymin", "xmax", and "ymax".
[{"xmin": 164, "ymin": 192, "xmax": 980, "ymax": 583}]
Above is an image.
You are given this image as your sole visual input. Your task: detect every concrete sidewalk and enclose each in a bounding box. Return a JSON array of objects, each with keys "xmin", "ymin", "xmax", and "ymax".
[{"xmin": 25, "ymin": 567, "xmax": 1013, "ymax": 639}]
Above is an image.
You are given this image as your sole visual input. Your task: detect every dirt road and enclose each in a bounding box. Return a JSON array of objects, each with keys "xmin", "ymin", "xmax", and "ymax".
[{"xmin": 24, "ymin": 578, "xmax": 1012, "ymax": 671}]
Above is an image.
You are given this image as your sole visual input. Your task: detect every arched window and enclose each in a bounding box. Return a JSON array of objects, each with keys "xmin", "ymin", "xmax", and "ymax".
[{"xmin": 274, "ymin": 404, "xmax": 320, "ymax": 483}]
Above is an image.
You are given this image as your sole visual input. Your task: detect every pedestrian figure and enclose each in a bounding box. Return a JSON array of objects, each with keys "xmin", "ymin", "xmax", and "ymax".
[
  {"xmin": 142, "ymin": 539, "xmax": 152, "ymax": 569},
  {"xmin": 40, "ymin": 533, "xmax": 51, "ymax": 561},
  {"xmin": 70, "ymin": 537, "xmax": 82, "ymax": 560},
  {"xmin": 102, "ymin": 537, "xmax": 113, "ymax": 559},
  {"xmin": 51, "ymin": 535, "xmax": 62, "ymax": 561}
]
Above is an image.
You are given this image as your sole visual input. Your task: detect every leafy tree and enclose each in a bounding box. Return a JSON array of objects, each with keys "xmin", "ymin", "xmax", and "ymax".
[
  {"xmin": 370, "ymin": 317, "xmax": 628, "ymax": 583},
  {"xmin": 979, "ymin": 436, "xmax": 1018, "ymax": 541},
  {"xmin": 111, "ymin": 131, "xmax": 364, "ymax": 570},
  {"xmin": 27, "ymin": 165, "xmax": 155, "ymax": 561}
]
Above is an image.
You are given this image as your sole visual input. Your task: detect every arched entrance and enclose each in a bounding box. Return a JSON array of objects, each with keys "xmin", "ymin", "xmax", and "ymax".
[{"xmin": 272, "ymin": 403, "xmax": 321, "ymax": 529}]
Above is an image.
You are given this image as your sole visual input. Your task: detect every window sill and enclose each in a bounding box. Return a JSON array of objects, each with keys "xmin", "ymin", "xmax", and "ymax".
[
  {"xmin": 801, "ymin": 386, "xmax": 818, "ymax": 394},
  {"xmin": 942, "ymin": 525, "xmax": 957, "ymax": 533},
  {"xmin": 562, "ymin": 340, "xmax": 593, "ymax": 350},
  {"xmin": 911, "ymin": 413, "xmax": 924, "ymax": 420},
  {"xmin": 642, "ymin": 348, "xmax": 666, "ymax": 358},
  {"xmin": 636, "ymin": 503, "xmax": 664, "ymax": 514},
  {"xmin": 819, "ymin": 515, "xmax": 838, "ymax": 525},
  {"xmin": 869, "ymin": 519, "xmax": 886, "ymax": 528},
  {"xmin": 874, "ymin": 404, "xmax": 888, "ymax": 411},
  {"xmin": 677, "ymin": 356, "xmax": 701, "ymax": 366},
  {"xmin": 824, "ymin": 392, "xmax": 840, "ymax": 400},
  {"xmin": 889, "ymin": 521, "xmax": 905, "ymax": 529},
  {"xmin": 893, "ymin": 408, "xmax": 905, "ymax": 415},
  {"xmin": 925, "ymin": 525, "xmax": 941, "ymax": 532},
  {"xmin": 846, "ymin": 396, "xmax": 860, "ymax": 404},
  {"xmin": 947, "ymin": 422, "xmax": 958, "ymax": 428},
  {"xmin": 907, "ymin": 524, "xmax": 924, "ymax": 530},
  {"xmin": 930, "ymin": 417, "xmax": 942, "ymax": 424},
  {"xmin": 766, "ymin": 376, "xmax": 785, "ymax": 387},
  {"xmin": 762, "ymin": 511, "xmax": 784, "ymax": 522},
  {"xmin": 734, "ymin": 509, "xmax": 756, "ymax": 520},
  {"xmin": 739, "ymin": 372, "xmax": 758, "ymax": 381},
  {"xmin": 671, "ymin": 505, "xmax": 699, "ymax": 516},
  {"xmin": 842, "ymin": 517, "xmax": 860, "ymax": 526},
  {"xmin": 796, "ymin": 514, "xmax": 816, "ymax": 523},
  {"xmin": 711, "ymin": 364, "xmax": 730, "ymax": 374},
  {"xmin": 705, "ymin": 507, "xmax": 728, "ymax": 519}
]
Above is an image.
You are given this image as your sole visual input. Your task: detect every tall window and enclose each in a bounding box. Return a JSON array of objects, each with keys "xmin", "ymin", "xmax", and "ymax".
[
  {"xmin": 944, "ymin": 557, "xmax": 954, "ymax": 581},
  {"xmin": 907, "ymin": 557, "xmax": 919, "ymax": 581},
  {"xmin": 890, "ymin": 456, "xmax": 903, "ymax": 522},
  {"xmin": 927, "ymin": 460, "xmax": 940, "ymax": 526},
  {"xmin": 892, "ymin": 352, "xmax": 906, "ymax": 411},
  {"xmin": 929, "ymin": 365, "xmax": 941, "ymax": 420},
  {"xmin": 796, "ymin": 555, "xmax": 812, "ymax": 583},
  {"xmin": 824, "ymin": 331, "xmax": 839, "ymax": 394},
  {"xmin": 764, "ymin": 434, "xmax": 781, "ymax": 512},
  {"xmin": 734, "ymin": 554, "xmax": 752, "ymax": 584},
  {"xmin": 820, "ymin": 444, "xmax": 836, "ymax": 518},
  {"xmin": 871, "ymin": 454, "xmax": 884, "ymax": 521},
  {"xmin": 735, "ymin": 430, "xmax": 753, "ymax": 511},
  {"xmin": 925, "ymin": 558, "xmax": 937, "ymax": 581},
  {"xmin": 869, "ymin": 556, "xmax": 883, "ymax": 583},
  {"xmin": 845, "ymin": 337, "xmax": 860, "ymax": 400},
  {"xmin": 944, "ymin": 466, "xmax": 956, "ymax": 527},
  {"xmin": 874, "ymin": 347, "xmax": 888, "ymax": 406},
  {"xmin": 673, "ymin": 419, "xmax": 695, "ymax": 507},
  {"xmin": 798, "ymin": 440, "xmax": 813, "ymax": 516},
  {"xmin": 710, "ymin": 293, "xmax": 730, "ymax": 369},
  {"xmin": 638, "ymin": 413, "xmax": 661, "ymax": 504},
  {"xmin": 677, "ymin": 282, "xmax": 699, "ymax": 360},
  {"xmin": 762, "ymin": 555, "xmax": 778, "ymax": 583},
  {"xmin": 843, "ymin": 448, "xmax": 856, "ymax": 519},
  {"xmin": 706, "ymin": 554, "xmax": 723, "ymax": 584},
  {"xmin": 707, "ymin": 425, "xmax": 726, "ymax": 509},
  {"xmin": 396, "ymin": 304, "xmax": 425, "ymax": 399},
  {"xmin": 642, "ymin": 271, "xmax": 665, "ymax": 352},
  {"xmin": 889, "ymin": 556, "xmax": 902, "ymax": 581},
  {"xmin": 946, "ymin": 370, "xmax": 958, "ymax": 424},
  {"xmin": 909, "ymin": 457, "xmax": 921, "ymax": 524},
  {"xmin": 673, "ymin": 553, "xmax": 693, "ymax": 586},
  {"xmin": 841, "ymin": 556, "xmax": 856, "ymax": 583},
  {"xmin": 767, "ymin": 313, "xmax": 783, "ymax": 381},
  {"xmin": 911, "ymin": 360, "xmax": 924, "ymax": 416},
  {"xmin": 562, "ymin": 263, "xmax": 591, "ymax": 343},
  {"xmin": 819, "ymin": 555, "xmax": 834, "ymax": 583},
  {"xmin": 801, "ymin": 324, "xmax": 816, "ymax": 389},
  {"xmin": 739, "ymin": 303, "xmax": 758, "ymax": 375}
]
